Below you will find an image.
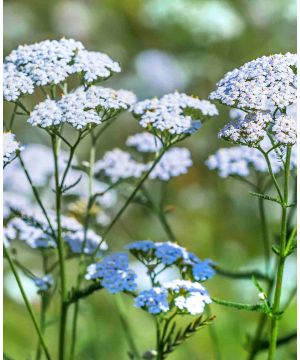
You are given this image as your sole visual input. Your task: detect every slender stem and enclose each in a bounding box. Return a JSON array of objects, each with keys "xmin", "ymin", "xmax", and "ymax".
[
  {"xmin": 8, "ymin": 103, "xmax": 18, "ymax": 129},
  {"xmin": 258, "ymin": 148, "xmax": 283, "ymax": 203},
  {"xmin": 257, "ymin": 186, "xmax": 271, "ymax": 276},
  {"xmin": 36, "ymin": 255, "xmax": 50, "ymax": 360},
  {"xmin": 115, "ymin": 295, "xmax": 141, "ymax": 359},
  {"xmin": 215, "ymin": 266, "xmax": 271, "ymax": 283},
  {"xmin": 156, "ymin": 318, "xmax": 163, "ymax": 360},
  {"xmin": 52, "ymin": 134, "xmax": 68, "ymax": 360},
  {"xmin": 268, "ymin": 146, "xmax": 291, "ymax": 360},
  {"xmin": 69, "ymin": 134, "xmax": 96, "ymax": 360},
  {"xmin": 18, "ymin": 154, "xmax": 56, "ymax": 239},
  {"xmin": 141, "ymin": 186, "xmax": 176, "ymax": 242},
  {"xmin": 35, "ymin": 294, "xmax": 48, "ymax": 360},
  {"xmin": 4, "ymin": 246, "xmax": 51, "ymax": 360},
  {"xmin": 206, "ymin": 305, "xmax": 222, "ymax": 360},
  {"xmin": 212, "ymin": 298, "xmax": 264, "ymax": 312},
  {"xmin": 92, "ymin": 148, "xmax": 167, "ymax": 258},
  {"xmin": 247, "ymin": 277, "xmax": 275, "ymax": 360}
]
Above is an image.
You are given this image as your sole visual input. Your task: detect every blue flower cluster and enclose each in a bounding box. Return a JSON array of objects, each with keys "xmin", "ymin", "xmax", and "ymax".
[
  {"xmin": 85, "ymin": 253, "xmax": 137, "ymax": 294},
  {"xmin": 134, "ymin": 288, "xmax": 169, "ymax": 314},
  {"xmin": 192, "ymin": 259, "xmax": 216, "ymax": 281},
  {"xmin": 126, "ymin": 240, "xmax": 215, "ymax": 281}
]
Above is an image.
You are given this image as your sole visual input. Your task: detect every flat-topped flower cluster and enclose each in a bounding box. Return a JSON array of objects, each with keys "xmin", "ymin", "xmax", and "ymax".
[
  {"xmin": 28, "ymin": 86, "xmax": 137, "ymax": 129},
  {"xmin": 132, "ymin": 92, "xmax": 218, "ymax": 137},
  {"xmin": 210, "ymin": 53, "xmax": 297, "ymax": 150},
  {"xmin": 209, "ymin": 53, "xmax": 297, "ymax": 111},
  {"xmin": 85, "ymin": 240, "xmax": 215, "ymax": 316},
  {"xmin": 4, "ymin": 38, "xmax": 121, "ymax": 101},
  {"xmin": 95, "ymin": 132, "xmax": 193, "ymax": 183},
  {"xmin": 5, "ymin": 208, "xmax": 108, "ymax": 254},
  {"xmin": 3, "ymin": 132, "xmax": 22, "ymax": 166}
]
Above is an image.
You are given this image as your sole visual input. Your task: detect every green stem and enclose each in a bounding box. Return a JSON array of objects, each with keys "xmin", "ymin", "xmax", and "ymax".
[
  {"xmin": 115, "ymin": 296, "xmax": 141, "ymax": 359},
  {"xmin": 8, "ymin": 103, "xmax": 18, "ymax": 129},
  {"xmin": 18, "ymin": 154, "xmax": 56, "ymax": 239},
  {"xmin": 69, "ymin": 134, "xmax": 96, "ymax": 360},
  {"xmin": 36, "ymin": 255, "xmax": 50, "ymax": 360},
  {"xmin": 141, "ymin": 186, "xmax": 176, "ymax": 242},
  {"xmin": 4, "ymin": 246, "xmax": 51, "ymax": 360},
  {"xmin": 258, "ymin": 194, "xmax": 271, "ymax": 276},
  {"xmin": 212, "ymin": 298, "xmax": 264, "ymax": 312},
  {"xmin": 258, "ymin": 148, "xmax": 283, "ymax": 203},
  {"xmin": 156, "ymin": 318, "xmax": 163, "ymax": 360},
  {"xmin": 52, "ymin": 134, "xmax": 68, "ymax": 360},
  {"xmin": 268, "ymin": 146, "xmax": 291, "ymax": 360},
  {"xmin": 92, "ymin": 147, "xmax": 167, "ymax": 258},
  {"xmin": 35, "ymin": 294, "xmax": 48, "ymax": 360}
]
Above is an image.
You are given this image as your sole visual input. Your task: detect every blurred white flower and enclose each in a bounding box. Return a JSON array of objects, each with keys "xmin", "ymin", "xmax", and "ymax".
[
  {"xmin": 141, "ymin": 0, "xmax": 244, "ymax": 41},
  {"xmin": 135, "ymin": 50, "xmax": 188, "ymax": 95}
]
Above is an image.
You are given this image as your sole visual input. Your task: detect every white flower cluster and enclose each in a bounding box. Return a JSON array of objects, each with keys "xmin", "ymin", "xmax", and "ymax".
[
  {"xmin": 218, "ymin": 111, "xmax": 272, "ymax": 145},
  {"xmin": 272, "ymin": 115, "xmax": 296, "ymax": 145},
  {"xmin": 3, "ymin": 132, "xmax": 22, "ymax": 166},
  {"xmin": 97, "ymin": 133, "xmax": 193, "ymax": 183},
  {"xmin": 210, "ymin": 53, "xmax": 297, "ymax": 111},
  {"xmin": 85, "ymin": 253, "xmax": 137, "ymax": 294},
  {"xmin": 134, "ymin": 280, "xmax": 211, "ymax": 315},
  {"xmin": 5, "ymin": 209, "xmax": 107, "ymax": 254},
  {"xmin": 206, "ymin": 144, "xmax": 282, "ymax": 177},
  {"xmin": 132, "ymin": 92, "xmax": 218, "ymax": 136},
  {"xmin": 3, "ymin": 63, "xmax": 34, "ymax": 101},
  {"xmin": 148, "ymin": 147, "xmax": 192, "ymax": 181},
  {"xmin": 164, "ymin": 280, "xmax": 212, "ymax": 315},
  {"xmin": 95, "ymin": 149, "xmax": 146, "ymax": 183},
  {"xmin": 28, "ymin": 86, "xmax": 136, "ymax": 129},
  {"xmin": 4, "ymin": 38, "xmax": 121, "ymax": 101},
  {"xmin": 126, "ymin": 132, "xmax": 163, "ymax": 153},
  {"xmin": 4, "ymin": 144, "xmax": 72, "ymax": 197}
]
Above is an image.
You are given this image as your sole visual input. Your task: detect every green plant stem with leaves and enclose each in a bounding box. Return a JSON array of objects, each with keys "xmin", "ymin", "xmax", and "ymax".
[
  {"xmin": 4, "ymin": 246, "xmax": 52, "ymax": 360},
  {"xmin": 268, "ymin": 146, "xmax": 292, "ymax": 360},
  {"xmin": 69, "ymin": 131, "xmax": 97, "ymax": 360},
  {"xmin": 52, "ymin": 133, "xmax": 69, "ymax": 360}
]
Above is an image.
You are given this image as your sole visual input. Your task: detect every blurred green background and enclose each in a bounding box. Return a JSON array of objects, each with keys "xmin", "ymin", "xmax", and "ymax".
[{"xmin": 3, "ymin": 0, "xmax": 296, "ymax": 359}]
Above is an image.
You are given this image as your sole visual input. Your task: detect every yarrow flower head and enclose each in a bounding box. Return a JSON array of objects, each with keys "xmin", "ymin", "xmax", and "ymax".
[
  {"xmin": 85, "ymin": 253, "xmax": 137, "ymax": 294},
  {"xmin": 134, "ymin": 287, "xmax": 169, "ymax": 314},
  {"xmin": 4, "ymin": 208, "xmax": 106, "ymax": 254},
  {"xmin": 272, "ymin": 114, "xmax": 296, "ymax": 145},
  {"xmin": 126, "ymin": 132, "xmax": 163, "ymax": 153},
  {"xmin": 3, "ymin": 132, "xmax": 22, "ymax": 166},
  {"xmin": 148, "ymin": 147, "xmax": 193, "ymax": 181},
  {"xmin": 163, "ymin": 279, "xmax": 212, "ymax": 315},
  {"xmin": 4, "ymin": 38, "xmax": 121, "ymax": 101},
  {"xmin": 210, "ymin": 53, "xmax": 297, "ymax": 111},
  {"xmin": 218, "ymin": 111, "xmax": 272, "ymax": 146},
  {"xmin": 33, "ymin": 274, "xmax": 54, "ymax": 293},
  {"xmin": 206, "ymin": 142, "xmax": 283, "ymax": 178},
  {"xmin": 95, "ymin": 149, "xmax": 146, "ymax": 183},
  {"xmin": 131, "ymin": 92, "xmax": 218, "ymax": 139},
  {"xmin": 28, "ymin": 86, "xmax": 136, "ymax": 129},
  {"xmin": 64, "ymin": 229, "xmax": 107, "ymax": 255},
  {"xmin": 192, "ymin": 259, "xmax": 216, "ymax": 281}
]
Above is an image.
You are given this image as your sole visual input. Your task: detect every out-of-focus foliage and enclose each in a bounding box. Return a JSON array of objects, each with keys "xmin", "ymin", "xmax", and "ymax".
[{"xmin": 4, "ymin": 0, "xmax": 296, "ymax": 359}]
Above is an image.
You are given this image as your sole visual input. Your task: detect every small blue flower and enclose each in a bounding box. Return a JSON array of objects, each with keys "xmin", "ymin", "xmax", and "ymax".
[
  {"xmin": 155, "ymin": 242, "xmax": 188, "ymax": 265},
  {"xmin": 192, "ymin": 259, "xmax": 215, "ymax": 281},
  {"xmin": 126, "ymin": 240, "xmax": 156, "ymax": 253},
  {"xmin": 85, "ymin": 253, "xmax": 137, "ymax": 294},
  {"xmin": 134, "ymin": 288, "xmax": 169, "ymax": 314}
]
